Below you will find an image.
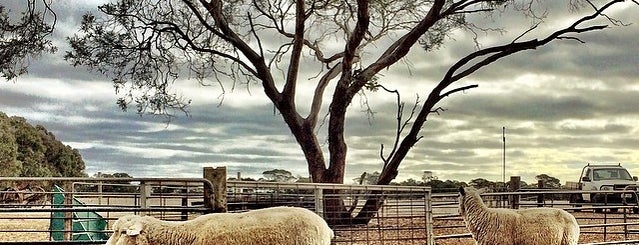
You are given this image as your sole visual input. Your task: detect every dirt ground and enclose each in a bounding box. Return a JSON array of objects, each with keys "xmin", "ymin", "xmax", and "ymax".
[
  {"xmin": 434, "ymin": 211, "xmax": 639, "ymax": 245},
  {"xmin": 0, "ymin": 211, "xmax": 49, "ymax": 241},
  {"xmin": 2, "ymin": 210, "xmax": 639, "ymax": 244}
]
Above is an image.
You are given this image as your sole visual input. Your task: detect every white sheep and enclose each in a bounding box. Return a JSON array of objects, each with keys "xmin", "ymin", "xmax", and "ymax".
[
  {"xmin": 458, "ymin": 187, "xmax": 579, "ymax": 245},
  {"xmin": 105, "ymin": 206, "xmax": 334, "ymax": 245}
]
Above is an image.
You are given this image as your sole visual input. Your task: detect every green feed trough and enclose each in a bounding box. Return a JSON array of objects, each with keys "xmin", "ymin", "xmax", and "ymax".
[{"xmin": 49, "ymin": 185, "xmax": 109, "ymax": 241}]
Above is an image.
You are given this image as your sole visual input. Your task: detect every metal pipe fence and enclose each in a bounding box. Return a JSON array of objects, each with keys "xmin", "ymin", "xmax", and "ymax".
[
  {"xmin": 1, "ymin": 177, "xmax": 435, "ymax": 245},
  {"xmin": 0, "ymin": 177, "xmax": 213, "ymax": 244},
  {"xmin": 6, "ymin": 177, "xmax": 639, "ymax": 245},
  {"xmin": 226, "ymin": 181, "xmax": 435, "ymax": 245},
  {"xmin": 432, "ymin": 189, "xmax": 639, "ymax": 245}
]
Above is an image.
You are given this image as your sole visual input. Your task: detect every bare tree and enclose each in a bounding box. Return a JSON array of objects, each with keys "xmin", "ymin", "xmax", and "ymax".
[
  {"xmin": 64, "ymin": 0, "xmax": 637, "ymax": 224},
  {"xmin": 0, "ymin": 0, "xmax": 57, "ymax": 80}
]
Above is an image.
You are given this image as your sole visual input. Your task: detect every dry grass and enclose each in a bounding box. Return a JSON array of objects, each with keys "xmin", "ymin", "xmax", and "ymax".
[{"xmin": 0, "ymin": 211, "xmax": 50, "ymax": 241}]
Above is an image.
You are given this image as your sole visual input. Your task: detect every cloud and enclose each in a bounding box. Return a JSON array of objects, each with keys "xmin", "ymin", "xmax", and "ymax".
[{"xmin": 2, "ymin": 1, "xmax": 639, "ymax": 185}]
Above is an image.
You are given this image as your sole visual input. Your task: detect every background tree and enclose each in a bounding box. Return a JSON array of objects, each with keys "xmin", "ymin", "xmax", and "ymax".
[
  {"xmin": 0, "ymin": 112, "xmax": 87, "ymax": 181},
  {"xmin": 87, "ymin": 172, "xmax": 136, "ymax": 193},
  {"xmin": 353, "ymin": 171, "xmax": 381, "ymax": 185},
  {"xmin": 0, "ymin": 113, "xmax": 20, "ymax": 181},
  {"xmin": 424, "ymin": 179, "xmax": 467, "ymax": 193},
  {"xmin": 65, "ymin": 0, "xmax": 637, "ymax": 223},
  {"xmin": 0, "ymin": 0, "xmax": 57, "ymax": 80},
  {"xmin": 536, "ymin": 174, "xmax": 562, "ymax": 188},
  {"xmin": 469, "ymin": 178, "xmax": 496, "ymax": 189},
  {"xmin": 261, "ymin": 169, "xmax": 298, "ymax": 182}
]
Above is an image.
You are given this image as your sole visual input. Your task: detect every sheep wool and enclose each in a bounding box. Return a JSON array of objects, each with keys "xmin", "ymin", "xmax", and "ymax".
[
  {"xmin": 105, "ymin": 206, "xmax": 334, "ymax": 245},
  {"xmin": 458, "ymin": 187, "xmax": 579, "ymax": 245}
]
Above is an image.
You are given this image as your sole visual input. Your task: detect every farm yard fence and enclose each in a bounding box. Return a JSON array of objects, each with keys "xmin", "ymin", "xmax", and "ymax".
[
  {"xmin": 432, "ymin": 189, "xmax": 639, "ymax": 245},
  {"xmin": 5, "ymin": 174, "xmax": 639, "ymax": 245},
  {"xmin": 226, "ymin": 180, "xmax": 435, "ymax": 245},
  {"xmin": 0, "ymin": 176, "xmax": 215, "ymax": 244},
  {"xmin": 0, "ymin": 175, "xmax": 435, "ymax": 245}
]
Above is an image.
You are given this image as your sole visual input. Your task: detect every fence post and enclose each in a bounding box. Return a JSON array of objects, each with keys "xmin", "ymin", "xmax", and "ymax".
[
  {"xmin": 181, "ymin": 187, "xmax": 188, "ymax": 221},
  {"xmin": 314, "ymin": 187, "xmax": 324, "ymax": 217},
  {"xmin": 425, "ymin": 188, "xmax": 435, "ymax": 245},
  {"xmin": 63, "ymin": 181, "xmax": 73, "ymax": 241},
  {"xmin": 204, "ymin": 167, "xmax": 227, "ymax": 213},
  {"xmin": 509, "ymin": 176, "xmax": 520, "ymax": 209},
  {"xmin": 140, "ymin": 181, "xmax": 150, "ymax": 215},
  {"xmin": 537, "ymin": 180, "xmax": 545, "ymax": 207}
]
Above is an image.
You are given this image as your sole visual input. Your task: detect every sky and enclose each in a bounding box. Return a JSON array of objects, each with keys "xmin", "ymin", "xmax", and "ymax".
[{"xmin": 1, "ymin": 1, "xmax": 639, "ymax": 185}]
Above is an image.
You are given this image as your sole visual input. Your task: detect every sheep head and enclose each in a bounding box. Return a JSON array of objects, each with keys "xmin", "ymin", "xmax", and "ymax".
[
  {"xmin": 458, "ymin": 187, "xmax": 467, "ymax": 215},
  {"xmin": 105, "ymin": 215, "xmax": 148, "ymax": 245}
]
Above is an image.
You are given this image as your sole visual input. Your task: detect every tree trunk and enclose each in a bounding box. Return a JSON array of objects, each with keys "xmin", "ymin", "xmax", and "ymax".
[{"xmin": 321, "ymin": 174, "xmax": 352, "ymax": 225}]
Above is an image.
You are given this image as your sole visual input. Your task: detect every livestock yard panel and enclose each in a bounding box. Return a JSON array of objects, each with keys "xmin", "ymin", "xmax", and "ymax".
[
  {"xmin": 227, "ymin": 181, "xmax": 435, "ymax": 245},
  {"xmin": 432, "ymin": 189, "xmax": 639, "ymax": 245},
  {"xmin": 1, "ymin": 177, "xmax": 435, "ymax": 245},
  {"xmin": 0, "ymin": 177, "xmax": 212, "ymax": 244}
]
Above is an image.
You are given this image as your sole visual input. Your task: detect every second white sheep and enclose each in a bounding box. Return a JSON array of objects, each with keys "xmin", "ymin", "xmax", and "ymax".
[{"xmin": 459, "ymin": 187, "xmax": 579, "ymax": 245}]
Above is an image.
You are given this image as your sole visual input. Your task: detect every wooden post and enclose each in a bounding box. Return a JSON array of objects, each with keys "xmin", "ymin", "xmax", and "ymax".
[
  {"xmin": 63, "ymin": 182, "xmax": 73, "ymax": 241},
  {"xmin": 509, "ymin": 176, "xmax": 520, "ymax": 209},
  {"xmin": 204, "ymin": 167, "xmax": 227, "ymax": 213},
  {"xmin": 181, "ymin": 187, "xmax": 188, "ymax": 221},
  {"xmin": 537, "ymin": 179, "xmax": 545, "ymax": 207}
]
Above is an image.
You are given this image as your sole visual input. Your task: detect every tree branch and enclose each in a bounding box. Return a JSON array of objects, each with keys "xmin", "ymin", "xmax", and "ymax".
[
  {"xmin": 339, "ymin": 0, "xmax": 370, "ymax": 82},
  {"xmin": 201, "ymin": 0, "xmax": 281, "ymax": 103},
  {"xmin": 283, "ymin": 0, "xmax": 305, "ymax": 98}
]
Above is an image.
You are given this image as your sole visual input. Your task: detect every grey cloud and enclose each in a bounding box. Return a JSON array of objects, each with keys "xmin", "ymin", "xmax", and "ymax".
[{"xmin": 0, "ymin": 89, "xmax": 51, "ymax": 108}]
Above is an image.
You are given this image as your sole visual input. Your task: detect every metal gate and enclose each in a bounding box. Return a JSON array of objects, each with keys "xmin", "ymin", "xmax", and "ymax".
[
  {"xmin": 0, "ymin": 177, "xmax": 214, "ymax": 244},
  {"xmin": 1, "ymin": 176, "xmax": 434, "ymax": 245}
]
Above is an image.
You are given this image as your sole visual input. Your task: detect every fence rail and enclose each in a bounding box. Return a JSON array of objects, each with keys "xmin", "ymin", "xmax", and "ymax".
[
  {"xmin": 0, "ymin": 177, "xmax": 215, "ymax": 244},
  {"xmin": 4, "ymin": 175, "xmax": 639, "ymax": 245},
  {"xmin": 226, "ymin": 180, "xmax": 434, "ymax": 245},
  {"xmin": 432, "ymin": 189, "xmax": 639, "ymax": 245},
  {"xmin": 1, "ymin": 176, "xmax": 435, "ymax": 245}
]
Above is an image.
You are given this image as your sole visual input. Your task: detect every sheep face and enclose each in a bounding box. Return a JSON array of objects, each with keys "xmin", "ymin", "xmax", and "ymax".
[
  {"xmin": 458, "ymin": 187, "xmax": 467, "ymax": 216},
  {"xmin": 106, "ymin": 215, "xmax": 147, "ymax": 245}
]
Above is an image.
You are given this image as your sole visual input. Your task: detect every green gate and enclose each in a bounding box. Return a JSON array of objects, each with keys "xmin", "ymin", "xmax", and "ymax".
[{"xmin": 49, "ymin": 185, "xmax": 109, "ymax": 241}]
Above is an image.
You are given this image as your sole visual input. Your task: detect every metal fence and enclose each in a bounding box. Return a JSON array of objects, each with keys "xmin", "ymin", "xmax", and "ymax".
[
  {"xmin": 0, "ymin": 177, "xmax": 213, "ymax": 244},
  {"xmin": 432, "ymin": 189, "xmax": 639, "ymax": 245},
  {"xmin": 8, "ymin": 176, "xmax": 639, "ymax": 245},
  {"xmin": 226, "ymin": 181, "xmax": 434, "ymax": 245},
  {"xmin": 0, "ymin": 177, "xmax": 434, "ymax": 245}
]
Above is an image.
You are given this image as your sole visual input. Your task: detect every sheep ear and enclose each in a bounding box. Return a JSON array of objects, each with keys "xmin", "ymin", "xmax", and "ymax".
[
  {"xmin": 458, "ymin": 186, "xmax": 465, "ymax": 196},
  {"xmin": 125, "ymin": 222, "xmax": 143, "ymax": 236}
]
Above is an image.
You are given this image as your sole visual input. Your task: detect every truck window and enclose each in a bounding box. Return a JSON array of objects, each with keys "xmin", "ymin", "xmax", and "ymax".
[{"xmin": 593, "ymin": 168, "xmax": 633, "ymax": 181}]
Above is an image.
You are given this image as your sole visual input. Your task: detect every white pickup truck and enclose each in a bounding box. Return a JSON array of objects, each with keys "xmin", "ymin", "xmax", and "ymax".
[{"xmin": 567, "ymin": 163, "xmax": 639, "ymax": 212}]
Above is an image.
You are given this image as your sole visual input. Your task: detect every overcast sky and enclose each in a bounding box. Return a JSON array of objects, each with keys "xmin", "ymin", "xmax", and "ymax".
[{"xmin": 2, "ymin": 1, "xmax": 639, "ymax": 185}]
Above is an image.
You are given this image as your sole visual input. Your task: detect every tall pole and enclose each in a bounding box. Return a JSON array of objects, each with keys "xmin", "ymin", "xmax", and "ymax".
[{"xmin": 502, "ymin": 127, "xmax": 506, "ymax": 186}]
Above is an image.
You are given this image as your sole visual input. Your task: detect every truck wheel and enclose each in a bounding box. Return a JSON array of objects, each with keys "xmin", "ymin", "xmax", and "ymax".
[
  {"xmin": 591, "ymin": 194, "xmax": 605, "ymax": 213},
  {"xmin": 570, "ymin": 194, "xmax": 583, "ymax": 212}
]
